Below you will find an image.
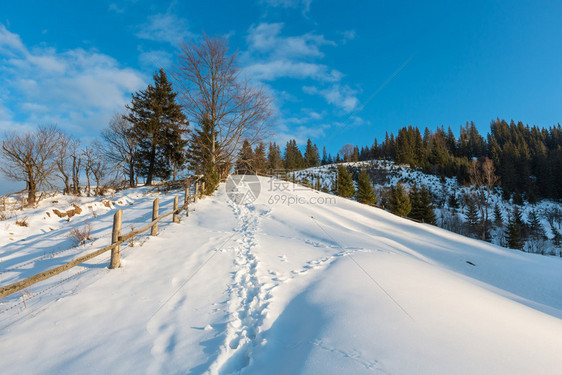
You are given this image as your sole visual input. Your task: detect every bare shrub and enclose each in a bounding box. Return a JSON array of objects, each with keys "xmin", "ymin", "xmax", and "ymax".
[
  {"xmin": 15, "ymin": 216, "xmax": 29, "ymax": 227},
  {"xmin": 67, "ymin": 223, "xmax": 92, "ymax": 246}
]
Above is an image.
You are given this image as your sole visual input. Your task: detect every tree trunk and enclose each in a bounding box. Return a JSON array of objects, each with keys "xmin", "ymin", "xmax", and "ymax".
[
  {"xmin": 129, "ymin": 157, "xmax": 135, "ymax": 188},
  {"xmin": 86, "ymin": 172, "xmax": 91, "ymax": 197},
  {"xmin": 27, "ymin": 180, "xmax": 36, "ymax": 206},
  {"xmin": 146, "ymin": 144, "xmax": 156, "ymax": 186}
]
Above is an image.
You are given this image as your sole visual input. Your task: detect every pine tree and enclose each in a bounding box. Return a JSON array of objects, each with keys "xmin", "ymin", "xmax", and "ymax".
[
  {"xmin": 126, "ymin": 69, "xmax": 188, "ymax": 185},
  {"xmin": 389, "ymin": 183, "xmax": 411, "ymax": 217},
  {"xmin": 448, "ymin": 193, "xmax": 460, "ymax": 214},
  {"xmin": 336, "ymin": 165, "xmax": 355, "ymax": 198},
  {"xmin": 527, "ymin": 210, "xmax": 544, "ymax": 239},
  {"xmin": 284, "ymin": 139, "xmax": 304, "ymax": 170},
  {"xmin": 186, "ymin": 116, "xmax": 215, "ymax": 175},
  {"xmin": 356, "ymin": 169, "xmax": 377, "ymax": 204},
  {"xmin": 410, "ymin": 186, "xmax": 436, "ymax": 224},
  {"xmin": 253, "ymin": 142, "xmax": 267, "ymax": 174},
  {"xmin": 493, "ymin": 203, "xmax": 503, "ymax": 227},
  {"xmin": 505, "ymin": 210, "xmax": 524, "ymax": 250},
  {"xmin": 304, "ymin": 139, "xmax": 320, "ymax": 168},
  {"xmin": 236, "ymin": 140, "xmax": 254, "ymax": 173},
  {"xmin": 464, "ymin": 196, "xmax": 480, "ymax": 236},
  {"xmin": 267, "ymin": 142, "xmax": 283, "ymax": 171}
]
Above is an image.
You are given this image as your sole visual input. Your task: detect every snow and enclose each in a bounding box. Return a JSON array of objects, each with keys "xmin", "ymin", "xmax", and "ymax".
[
  {"xmin": 291, "ymin": 160, "xmax": 562, "ymax": 254},
  {"xmin": 1, "ymin": 176, "xmax": 562, "ymax": 374}
]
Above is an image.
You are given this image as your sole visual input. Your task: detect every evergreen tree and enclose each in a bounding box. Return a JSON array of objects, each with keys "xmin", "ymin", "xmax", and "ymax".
[
  {"xmin": 236, "ymin": 139, "xmax": 254, "ymax": 173},
  {"xmin": 493, "ymin": 203, "xmax": 503, "ymax": 227},
  {"xmin": 527, "ymin": 210, "xmax": 545, "ymax": 239},
  {"xmin": 336, "ymin": 165, "xmax": 355, "ymax": 198},
  {"xmin": 304, "ymin": 139, "xmax": 320, "ymax": 168},
  {"xmin": 351, "ymin": 146, "xmax": 360, "ymax": 162},
  {"xmin": 126, "ymin": 69, "xmax": 188, "ymax": 185},
  {"xmin": 267, "ymin": 142, "xmax": 283, "ymax": 171},
  {"xmin": 253, "ymin": 142, "xmax": 267, "ymax": 174},
  {"xmin": 321, "ymin": 146, "xmax": 328, "ymax": 165},
  {"xmin": 448, "ymin": 193, "xmax": 460, "ymax": 214},
  {"xmin": 505, "ymin": 208, "xmax": 524, "ymax": 250},
  {"xmin": 389, "ymin": 183, "xmax": 411, "ymax": 217},
  {"xmin": 186, "ymin": 116, "xmax": 216, "ymax": 175},
  {"xmin": 464, "ymin": 196, "xmax": 480, "ymax": 236},
  {"xmin": 356, "ymin": 169, "xmax": 377, "ymax": 204},
  {"xmin": 410, "ymin": 185, "xmax": 436, "ymax": 224},
  {"xmin": 284, "ymin": 139, "xmax": 304, "ymax": 170}
]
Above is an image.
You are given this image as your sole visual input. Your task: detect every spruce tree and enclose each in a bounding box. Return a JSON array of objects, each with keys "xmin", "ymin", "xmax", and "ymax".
[
  {"xmin": 409, "ymin": 185, "xmax": 436, "ymax": 224},
  {"xmin": 253, "ymin": 143, "xmax": 267, "ymax": 174},
  {"xmin": 389, "ymin": 183, "xmax": 411, "ymax": 217},
  {"xmin": 464, "ymin": 197, "xmax": 480, "ymax": 236},
  {"xmin": 336, "ymin": 165, "xmax": 355, "ymax": 198},
  {"xmin": 304, "ymin": 139, "xmax": 320, "ymax": 168},
  {"xmin": 356, "ymin": 169, "xmax": 377, "ymax": 204},
  {"xmin": 448, "ymin": 193, "xmax": 460, "ymax": 214},
  {"xmin": 126, "ymin": 69, "xmax": 188, "ymax": 185},
  {"xmin": 236, "ymin": 140, "xmax": 254, "ymax": 174},
  {"xmin": 268, "ymin": 142, "xmax": 283, "ymax": 171},
  {"xmin": 527, "ymin": 210, "xmax": 544, "ymax": 239},
  {"xmin": 493, "ymin": 203, "xmax": 503, "ymax": 227},
  {"xmin": 505, "ymin": 211, "xmax": 524, "ymax": 250}
]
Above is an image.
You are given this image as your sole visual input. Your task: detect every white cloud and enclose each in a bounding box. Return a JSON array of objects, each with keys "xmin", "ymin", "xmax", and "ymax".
[
  {"xmin": 136, "ymin": 13, "xmax": 194, "ymax": 46},
  {"xmin": 0, "ymin": 24, "xmax": 146, "ymax": 136},
  {"xmin": 259, "ymin": 0, "xmax": 312, "ymax": 14},
  {"xmin": 138, "ymin": 49, "xmax": 173, "ymax": 69},
  {"xmin": 247, "ymin": 23, "xmax": 333, "ymax": 59},
  {"xmin": 303, "ymin": 84, "xmax": 359, "ymax": 113},
  {"xmin": 243, "ymin": 22, "xmax": 341, "ymax": 84},
  {"xmin": 244, "ymin": 60, "xmax": 342, "ymax": 82}
]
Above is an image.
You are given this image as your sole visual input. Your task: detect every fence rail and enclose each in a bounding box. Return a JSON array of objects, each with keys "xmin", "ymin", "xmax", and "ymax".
[{"xmin": 0, "ymin": 178, "xmax": 203, "ymax": 300}]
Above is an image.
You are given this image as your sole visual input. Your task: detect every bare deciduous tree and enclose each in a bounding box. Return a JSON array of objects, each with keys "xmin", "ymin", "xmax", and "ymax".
[
  {"xmin": 174, "ymin": 35, "xmax": 275, "ymax": 177},
  {"xmin": 54, "ymin": 133, "xmax": 81, "ymax": 195},
  {"xmin": 0, "ymin": 126, "xmax": 61, "ymax": 205},
  {"xmin": 99, "ymin": 113, "xmax": 138, "ymax": 187},
  {"xmin": 469, "ymin": 157, "xmax": 500, "ymax": 240}
]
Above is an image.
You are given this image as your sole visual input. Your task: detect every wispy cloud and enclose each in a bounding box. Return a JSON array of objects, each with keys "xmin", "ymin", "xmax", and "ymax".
[
  {"xmin": 303, "ymin": 85, "xmax": 359, "ymax": 113},
  {"xmin": 259, "ymin": 0, "xmax": 313, "ymax": 14},
  {"xmin": 243, "ymin": 22, "xmax": 341, "ymax": 83},
  {"xmin": 136, "ymin": 13, "xmax": 194, "ymax": 46},
  {"xmin": 0, "ymin": 24, "xmax": 146, "ymax": 135}
]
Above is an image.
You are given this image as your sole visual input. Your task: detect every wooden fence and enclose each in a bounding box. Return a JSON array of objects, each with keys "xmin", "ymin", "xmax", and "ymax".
[{"xmin": 0, "ymin": 178, "xmax": 204, "ymax": 299}]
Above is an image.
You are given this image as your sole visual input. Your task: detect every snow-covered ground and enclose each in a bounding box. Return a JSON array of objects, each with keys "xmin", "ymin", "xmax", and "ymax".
[
  {"xmin": 1, "ymin": 177, "xmax": 562, "ymax": 374},
  {"xmin": 292, "ymin": 160, "xmax": 562, "ymax": 254}
]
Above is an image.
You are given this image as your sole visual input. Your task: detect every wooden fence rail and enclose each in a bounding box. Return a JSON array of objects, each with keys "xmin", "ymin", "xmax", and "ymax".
[{"xmin": 0, "ymin": 179, "xmax": 203, "ymax": 299}]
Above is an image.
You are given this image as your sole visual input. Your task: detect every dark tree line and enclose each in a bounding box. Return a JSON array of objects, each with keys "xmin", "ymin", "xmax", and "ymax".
[{"xmin": 350, "ymin": 119, "xmax": 562, "ymax": 202}]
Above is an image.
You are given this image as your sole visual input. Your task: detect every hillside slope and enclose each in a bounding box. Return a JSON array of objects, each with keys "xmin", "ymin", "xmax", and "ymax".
[{"xmin": 1, "ymin": 177, "xmax": 561, "ymax": 374}]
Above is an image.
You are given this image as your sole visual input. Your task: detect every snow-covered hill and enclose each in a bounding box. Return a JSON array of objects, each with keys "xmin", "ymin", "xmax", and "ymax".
[
  {"xmin": 1, "ymin": 177, "xmax": 561, "ymax": 374},
  {"xmin": 291, "ymin": 160, "xmax": 562, "ymax": 255}
]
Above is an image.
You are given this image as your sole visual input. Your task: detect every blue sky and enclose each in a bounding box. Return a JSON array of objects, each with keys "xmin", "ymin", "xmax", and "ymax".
[{"xmin": 1, "ymin": 0, "xmax": 562, "ymax": 158}]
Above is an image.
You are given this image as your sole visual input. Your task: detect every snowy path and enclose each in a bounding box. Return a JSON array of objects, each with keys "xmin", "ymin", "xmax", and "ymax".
[{"xmin": 1, "ymin": 177, "xmax": 562, "ymax": 374}]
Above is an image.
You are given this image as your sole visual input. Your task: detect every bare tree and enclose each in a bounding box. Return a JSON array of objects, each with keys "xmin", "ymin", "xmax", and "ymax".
[
  {"xmin": 0, "ymin": 126, "xmax": 61, "ymax": 205},
  {"xmin": 469, "ymin": 157, "xmax": 500, "ymax": 240},
  {"xmin": 339, "ymin": 144, "xmax": 354, "ymax": 162},
  {"xmin": 70, "ymin": 140, "xmax": 82, "ymax": 195},
  {"xmin": 54, "ymin": 133, "xmax": 81, "ymax": 195},
  {"xmin": 174, "ymin": 35, "xmax": 275, "ymax": 177},
  {"xmin": 99, "ymin": 113, "xmax": 138, "ymax": 187}
]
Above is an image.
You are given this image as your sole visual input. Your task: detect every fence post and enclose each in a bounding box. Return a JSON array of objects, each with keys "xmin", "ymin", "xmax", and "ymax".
[
  {"xmin": 110, "ymin": 209, "xmax": 122, "ymax": 269},
  {"xmin": 194, "ymin": 181, "xmax": 199, "ymax": 202},
  {"xmin": 185, "ymin": 181, "xmax": 190, "ymax": 217},
  {"xmin": 201, "ymin": 181, "xmax": 206, "ymax": 196},
  {"xmin": 152, "ymin": 198, "xmax": 159, "ymax": 236},
  {"xmin": 173, "ymin": 195, "xmax": 179, "ymax": 223}
]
